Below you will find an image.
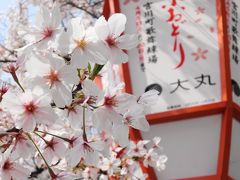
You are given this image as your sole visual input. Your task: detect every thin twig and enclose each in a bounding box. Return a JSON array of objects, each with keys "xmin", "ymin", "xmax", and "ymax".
[
  {"xmin": 0, "ymin": 60, "xmax": 17, "ymax": 63},
  {"xmin": 26, "ymin": 133, "xmax": 56, "ymax": 177},
  {"xmin": 63, "ymin": 2, "xmax": 99, "ymax": 19}
]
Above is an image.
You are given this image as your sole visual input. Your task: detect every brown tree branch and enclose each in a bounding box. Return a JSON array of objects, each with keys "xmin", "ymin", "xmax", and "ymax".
[
  {"xmin": 0, "ymin": 44, "xmax": 16, "ymax": 55},
  {"xmin": 88, "ymin": 0, "xmax": 104, "ymax": 7},
  {"xmin": 63, "ymin": 1, "xmax": 101, "ymax": 19},
  {"xmin": 0, "ymin": 60, "xmax": 16, "ymax": 63}
]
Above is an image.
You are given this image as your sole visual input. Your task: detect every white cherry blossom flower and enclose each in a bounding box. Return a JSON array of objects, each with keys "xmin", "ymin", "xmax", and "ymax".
[
  {"xmin": 120, "ymin": 159, "xmax": 134, "ymax": 176},
  {"xmin": 57, "ymin": 17, "xmax": 108, "ymax": 68},
  {"xmin": 137, "ymin": 89, "xmax": 160, "ymax": 113},
  {"xmin": 66, "ymin": 137, "xmax": 104, "ymax": 167},
  {"xmin": 127, "ymin": 140, "xmax": 149, "ymax": 157},
  {"xmin": 20, "ymin": 3, "xmax": 61, "ymax": 49},
  {"xmin": 41, "ymin": 137, "xmax": 67, "ymax": 165},
  {"xmin": 153, "ymin": 136, "xmax": 162, "ymax": 148},
  {"xmin": 94, "ymin": 84, "xmax": 136, "ymax": 132},
  {"xmin": 99, "ymin": 155, "xmax": 121, "ymax": 176},
  {"xmin": 156, "ymin": 155, "xmax": 168, "ymax": 171},
  {"xmin": 95, "ymin": 13, "xmax": 138, "ymax": 64},
  {"xmin": 26, "ymin": 53, "xmax": 79, "ymax": 107},
  {"xmin": 82, "ymin": 167, "xmax": 99, "ymax": 180},
  {"xmin": 12, "ymin": 133, "xmax": 34, "ymax": 159},
  {"xmin": 82, "ymin": 78, "xmax": 104, "ymax": 102},
  {"xmin": 143, "ymin": 148, "xmax": 159, "ymax": 167},
  {"xmin": 2, "ymin": 90, "xmax": 57, "ymax": 132},
  {"xmin": 0, "ymin": 149, "xmax": 31, "ymax": 180},
  {"xmin": 112, "ymin": 108, "xmax": 150, "ymax": 147},
  {"xmin": 61, "ymin": 105, "xmax": 84, "ymax": 129}
]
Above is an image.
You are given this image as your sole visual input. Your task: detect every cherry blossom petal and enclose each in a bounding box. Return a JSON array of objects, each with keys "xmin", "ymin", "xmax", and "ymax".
[
  {"xmin": 52, "ymin": 83, "xmax": 72, "ymax": 107},
  {"xmin": 25, "ymin": 56, "xmax": 50, "ymax": 76},
  {"xmin": 35, "ymin": 6, "xmax": 51, "ymax": 29},
  {"xmin": 71, "ymin": 49, "xmax": 89, "ymax": 68},
  {"xmin": 66, "ymin": 146, "xmax": 82, "ymax": 167},
  {"xmin": 35, "ymin": 106, "xmax": 57, "ymax": 125},
  {"xmin": 84, "ymin": 150, "xmax": 100, "ymax": 166},
  {"xmin": 11, "ymin": 163, "xmax": 31, "ymax": 180},
  {"xmin": 1, "ymin": 92, "xmax": 24, "ymax": 114},
  {"xmin": 108, "ymin": 13, "xmax": 126, "ymax": 37},
  {"xmin": 87, "ymin": 42, "xmax": 109, "ymax": 64},
  {"xmin": 59, "ymin": 66, "xmax": 79, "ymax": 85},
  {"xmin": 46, "ymin": 54, "xmax": 65, "ymax": 71},
  {"xmin": 69, "ymin": 17, "xmax": 85, "ymax": 40},
  {"xmin": 57, "ymin": 30, "xmax": 73, "ymax": 55},
  {"xmin": 132, "ymin": 117, "xmax": 150, "ymax": 132},
  {"xmin": 93, "ymin": 110, "xmax": 112, "ymax": 132},
  {"xmin": 35, "ymin": 93, "xmax": 52, "ymax": 107},
  {"xmin": 21, "ymin": 116, "xmax": 37, "ymax": 132},
  {"xmin": 82, "ymin": 79, "xmax": 103, "ymax": 99},
  {"xmin": 51, "ymin": 3, "xmax": 61, "ymax": 28},
  {"xmin": 89, "ymin": 141, "xmax": 105, "ymax": 151},
  {"xmin": 109, "ymin": 47, "xmax": 128, "ymax": 64},
  {"xmin": 113, "ymin": 124, "xmax": 129, "ymax": 147},
  {"xmin": 14, "ymin": 138, "xmax": 34, "ymax": 159},
  {"xmin": 94, "ymin": 16, "xmax": 110, "ymax": 41},
  {"xmin": 42, "ymin": 147, "xmax": 57, "ymax": 164},
  {"xmin": 116, "ymin": 34, "xmax": 139, "ymax": 50}
]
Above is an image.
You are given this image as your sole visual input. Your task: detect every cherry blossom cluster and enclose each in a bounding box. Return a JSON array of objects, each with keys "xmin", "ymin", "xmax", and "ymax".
[
  {"xmin": 0, "ymin": 3, "xmax": 167, "ymax": 180},
  {"xmin": 0, "ymin": 0, "xmax": 103, "ymax": 63}
]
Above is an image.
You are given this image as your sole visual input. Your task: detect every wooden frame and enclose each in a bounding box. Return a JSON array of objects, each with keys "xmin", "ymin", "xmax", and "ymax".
[{"xmin": 102, "ymin": 0, "xmax": 238, "ymax": 179}]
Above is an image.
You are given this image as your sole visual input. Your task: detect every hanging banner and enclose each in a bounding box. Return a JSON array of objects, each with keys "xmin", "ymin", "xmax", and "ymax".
[
  {"xmin": 119, "ymin": 0, "xmax": 222, "ymax": 113},
  {"xmin": 227, "ymin": 0, "xmax": 240, "ymax": 106}
]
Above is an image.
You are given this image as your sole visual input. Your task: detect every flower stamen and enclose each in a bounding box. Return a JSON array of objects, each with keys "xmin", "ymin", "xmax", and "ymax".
[
  {"xmin": 2, "ymin": 159, "xmax": 13, "ymax": 170},
  {"xmin": 104, "ymin": 96, "xmax": 117, "ymax": 107},
  {"xmin": 75, "ymin": 39, "xmax": 87, "ymax": 50},
  {"xmin": 42, "ymin": 27, "xmax": 54, "ymax": 39},
  {"xmin": 44, "ymin": 69, "xmax": 60, "ymax": 88},
  {"xmin": 24, "ymin": 101, "xmax": 37, "ymax": 114},
  {"xmin": 83, "ymin": 143, "xmax": 94, "ymax": 153},
  {"xmin": 105, "ymin": 36, "xmax": 116, "ymax": 47}
]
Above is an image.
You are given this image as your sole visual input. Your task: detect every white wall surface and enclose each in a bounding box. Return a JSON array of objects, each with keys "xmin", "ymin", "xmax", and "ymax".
[{"xmin": 141, "ymin": 115, "xmax": 222, "ymax": 179}]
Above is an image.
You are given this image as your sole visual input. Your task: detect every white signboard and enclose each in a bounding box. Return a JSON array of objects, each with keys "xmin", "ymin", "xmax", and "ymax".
[
  {"xmin": 119, "ymin": 0, "xmax": 222, "ymax": 113},
  {"xmin": 141, "ymin": 114, "xmax": 221, "ymax": 179},
  {"xmin": 227, "ymin": 0, "xmax": 240, "ymax": 106},
  {"xmin": 229, "ymin": 119, "xmax": 240, "ymax": 179}
]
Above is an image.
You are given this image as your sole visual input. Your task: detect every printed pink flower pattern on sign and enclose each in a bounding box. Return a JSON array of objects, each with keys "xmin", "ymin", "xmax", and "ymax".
[
  {"xmin": 192, "ymin": 48, "xmax": 208, "ymax": 61},
  {"xmin": 195, "ymin": 7, "xmax": 205, "ymax": 14}
]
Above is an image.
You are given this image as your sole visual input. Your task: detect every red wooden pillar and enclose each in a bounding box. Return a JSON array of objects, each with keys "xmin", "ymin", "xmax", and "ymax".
[{"xmin": 216, "ymin": 0, "xmax": 232, "ymax": 179}]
